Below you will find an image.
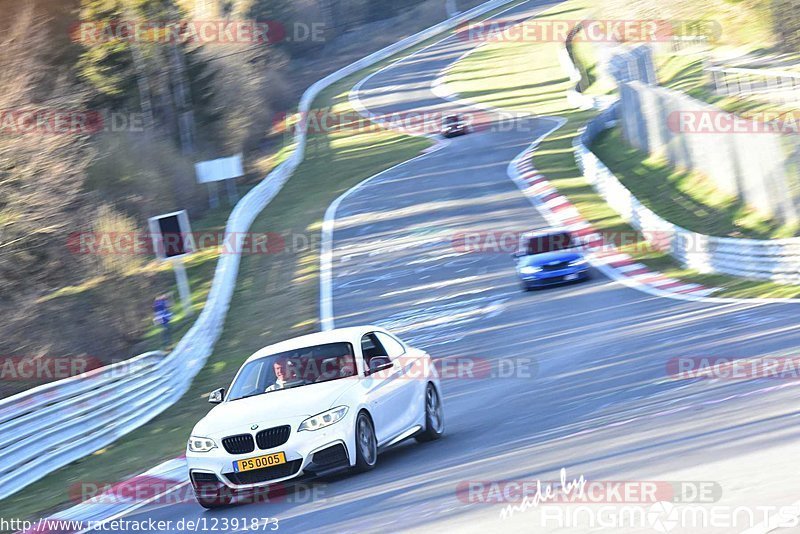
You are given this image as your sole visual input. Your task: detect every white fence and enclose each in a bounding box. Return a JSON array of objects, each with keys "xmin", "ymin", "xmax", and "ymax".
[
  {"xmin": 0, "ymin": 0, "xmax": 521, "ymax": 501},
  {"xmin": 574, "ymin": 104, "xmax": 800, "ymax": 284},
  {"xmin": 707, "ymin": 65, "xmax": 800, "ymax": 105}
]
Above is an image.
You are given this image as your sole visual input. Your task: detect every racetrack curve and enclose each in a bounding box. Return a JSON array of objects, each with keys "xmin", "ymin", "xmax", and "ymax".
[{"xmin": 104, "ymin": 1, "xmax": 800, "ymax": 532}]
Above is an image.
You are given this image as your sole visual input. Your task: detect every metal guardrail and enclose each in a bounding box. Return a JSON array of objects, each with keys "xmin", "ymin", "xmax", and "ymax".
[
  {"xmin": 558, "ymin": 28, "xmax": 800, "ymax": 284},
  {"xmin": 707, "ymin": 65, "xmax": 800, "ymax": 105},
  {"xmin": 574, "ymin": 103, "xmax": 800, "ymax": 284},
  {"xmin": 0, "ymin": 0, "xmax": 521, "ymax": 502}
]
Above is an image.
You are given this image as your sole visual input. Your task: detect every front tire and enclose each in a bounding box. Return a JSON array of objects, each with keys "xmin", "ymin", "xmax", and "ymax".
[
  {"xmin": 353, "ymin": 411, "xmax": 377, "ymax": 472},
  {"xmin": 416, "ymin": 384, "xmax": 444, "ymax": 442}
]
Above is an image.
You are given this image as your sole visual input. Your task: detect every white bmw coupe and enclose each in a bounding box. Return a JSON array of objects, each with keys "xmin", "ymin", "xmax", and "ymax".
[{"xmin": 186, "ymin": 326, "xmax": 444, "ymax": 508}]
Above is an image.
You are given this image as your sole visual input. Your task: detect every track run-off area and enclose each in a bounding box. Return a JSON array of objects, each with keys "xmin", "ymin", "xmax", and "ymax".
[{"xmin": 101, "ymin": 1, "xmax": 800, "ymax": 532}]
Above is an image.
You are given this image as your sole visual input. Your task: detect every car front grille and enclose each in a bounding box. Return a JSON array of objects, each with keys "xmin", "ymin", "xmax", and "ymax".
[
  {"xmin": 190, "ymin": 471, "xmax": 221, "ymax": 486},
  {"xmin": 542, "ymin": 261, "xmax": 570, "ymax": 271},
  {"xmin": 222, "ymin": 433, "xmax": 255, "ymax": 455},
  {"xmin": 311, "ymin": 443, "xmax": 348, "ymax": 466},
  {"xmin": 224, "ymin": 459, "xmax": 303, "ymax": 485},
  {"xmin": 256, "ymin": 425, "xmax": 291, "ymax": 450}
]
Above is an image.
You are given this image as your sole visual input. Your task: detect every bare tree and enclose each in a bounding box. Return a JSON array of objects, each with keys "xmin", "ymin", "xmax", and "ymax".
[{"xmin": 0, "ymin": 4, "xmax": 91, "ymax": 295}]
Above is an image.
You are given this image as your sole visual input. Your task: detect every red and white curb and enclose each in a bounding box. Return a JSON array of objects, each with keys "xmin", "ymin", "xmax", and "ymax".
[
  {"xmin": 20, "ymin": 457, "xmax": 189, "ymax": 534},
  {"xmin": 508, "ymin": 139, "xmax": 721, "ymax": 299}
]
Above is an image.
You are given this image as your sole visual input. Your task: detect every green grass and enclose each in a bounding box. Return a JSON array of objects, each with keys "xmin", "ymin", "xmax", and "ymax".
[
  {"xmin": 444, "ymin": 0, "xmax": 800, "ymax": 299},
  {"xmin": 3, "ymin": 119, "xmax": 426, "ymax": 521},
  {"xmin": 590, "ymin": 127, "xmax": 797, "ymax": 238},
  {"xmin": 0, "ymin": 198, "xmax": 242, "ymax": 399},
  {"xmin": 0, "ymin": 0, "xmax": 545, "ymax": 519},
  {"xmin": 657, "ymin": 52, "xmax": 800, "ymax": 118}
]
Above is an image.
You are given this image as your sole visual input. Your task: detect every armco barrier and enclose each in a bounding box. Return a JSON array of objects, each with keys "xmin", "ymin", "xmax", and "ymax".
[
  {"xmin": 574, "ymin": 103, "xmax": 800, "ymax": 284},
  {"xmin": 559, "ymin": 28, "xmax": 800, "ymax": 284},
  {"xmin": 0, "ymin": 0, "xmax": 523, "ymax": 501},
  {"xmin": 560, "ymin": 21, "xmax": 599, "ymax": 110}
]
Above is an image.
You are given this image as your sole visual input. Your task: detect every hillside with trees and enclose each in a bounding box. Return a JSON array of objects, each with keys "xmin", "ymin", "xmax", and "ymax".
[{"xmin": 0, "ymin": 0, "xmax": 479, "ymax": 397}]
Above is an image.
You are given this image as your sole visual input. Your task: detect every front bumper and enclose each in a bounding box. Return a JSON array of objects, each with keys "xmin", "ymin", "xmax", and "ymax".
[
  {"xmin": 187, "ymin": 418, "xmax": 354, "ymax": 490},
  {"xmin": 518, "ymin": 266, "xmax": 590, "ymax": 288},
  {"xmin": 442, "ymin": 127, "xmax": 467, "ymax": 137}
]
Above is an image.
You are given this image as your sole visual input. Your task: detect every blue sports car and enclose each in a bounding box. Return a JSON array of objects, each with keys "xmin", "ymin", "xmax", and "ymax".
[{"xmin": 513, "ymin": 229, "xmax": 590, "ymax": 290}]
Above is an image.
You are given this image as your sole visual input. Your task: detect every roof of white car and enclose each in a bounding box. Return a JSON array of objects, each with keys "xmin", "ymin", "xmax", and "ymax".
[{"xmin": 245, "ymin": 326, "xmax": 380, "ymax": 363}]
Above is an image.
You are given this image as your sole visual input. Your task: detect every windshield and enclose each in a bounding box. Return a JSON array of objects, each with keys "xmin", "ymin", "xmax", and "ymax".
[
  {"xmin": 227, "ymin": 342, "xmax": 357, "ymax": 401},
  {"xmin": 524, "ymin": 232, "xmax": 574, "ymax": 254}
]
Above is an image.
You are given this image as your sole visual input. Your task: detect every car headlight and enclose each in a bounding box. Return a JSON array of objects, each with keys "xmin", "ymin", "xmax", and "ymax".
[
  {"xmin": 568, "ymin": 258, "xmax": 587, "ymax": 267},
  {"xmin": 298, "ymin": 406, "xmax": 349, "ymax": 432},
  {"xmin": 519, "ymin": 266, "xmax": 542, "ymax": 274},
  {"xmin": 188, "ymin": 436, "xmax": 217, "ymax": 453}
]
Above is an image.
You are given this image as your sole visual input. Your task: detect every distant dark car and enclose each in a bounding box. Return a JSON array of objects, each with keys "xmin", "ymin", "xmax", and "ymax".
[
  {"xmin": 441, "ymin": 114, "xmax": 468, "ymax": 138},
  {"xmin": 513, "ymin": 229, "xmax": 590, "ymax": 290}
]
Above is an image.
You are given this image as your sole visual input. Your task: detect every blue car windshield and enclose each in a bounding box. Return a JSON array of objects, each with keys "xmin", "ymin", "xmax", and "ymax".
[{"xmin": 524, "ymin": 232, "xmax": 573, "ymax": 254}]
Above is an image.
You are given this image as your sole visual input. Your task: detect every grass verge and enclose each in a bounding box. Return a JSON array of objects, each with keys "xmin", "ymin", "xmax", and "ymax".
[
  {"xmin": 590, "ymin": 127, "xmax": 796, "ymax": 239},
  {"xmin": 444, "ymin": 0, "xmax": 800, "ymax": 299},
  {"xmin": 0, "ymin": 35, "xmax": 431, "ymax": 525},
  {"xmin": 0, "ymin": 0, "xmax": 539, "ymax": 519}
]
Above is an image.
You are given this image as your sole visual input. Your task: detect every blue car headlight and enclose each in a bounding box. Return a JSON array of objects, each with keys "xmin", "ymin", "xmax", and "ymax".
[{"xmin": 519, "ymin": 266, "xmax": 542, "ymax": 275}]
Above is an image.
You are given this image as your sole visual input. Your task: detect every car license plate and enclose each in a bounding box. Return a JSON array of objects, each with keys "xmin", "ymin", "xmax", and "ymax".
[
  {"xmin": 564, "ymin": 273, "xmax": 579, "ymax": 281},
  {"xmin": 233, "ymin": 452, "xmax": 286, "ymax": 472}
]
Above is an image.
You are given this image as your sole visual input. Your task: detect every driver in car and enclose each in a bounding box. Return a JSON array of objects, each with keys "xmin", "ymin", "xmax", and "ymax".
[{"xmin": 265, "ymin": 357, "xmax": 303, "ymax": 391}]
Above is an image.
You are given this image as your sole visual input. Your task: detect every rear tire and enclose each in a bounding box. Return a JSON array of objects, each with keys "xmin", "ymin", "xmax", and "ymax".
[
  {"xmin": 353, "ymin": 411, "xmax": 377, "ymax": 472},
  {"xmin": 416, "ymin": 384, "xmax": 444, "ymax": 442}
]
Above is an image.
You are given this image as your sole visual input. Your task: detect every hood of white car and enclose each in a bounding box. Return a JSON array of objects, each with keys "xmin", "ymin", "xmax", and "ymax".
[{"xmin": 192, "ymin": 378, "xmax": 357, "ymax": 436}]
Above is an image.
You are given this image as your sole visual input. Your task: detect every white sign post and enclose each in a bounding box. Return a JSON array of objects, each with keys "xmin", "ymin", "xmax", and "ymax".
[
  {"xmin": 148, "ymin": 210, "xmax": 196, "ymax": 316},
  {"xmin": 195, "ymin": 153, "xmax": 244, "ymax": 208}
]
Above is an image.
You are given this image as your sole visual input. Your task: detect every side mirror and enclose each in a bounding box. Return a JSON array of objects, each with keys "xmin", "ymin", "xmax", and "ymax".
[
  {"xmin": 366, "ymin": 356, "xmax": 393, "ymax": 375},
  {"xmin": 512, "ymin": 251, "xmax": 524, "ymax": 259},
  {"xmin": 208, "ymin": 388, "xmax": 225, "ymax": 404}
]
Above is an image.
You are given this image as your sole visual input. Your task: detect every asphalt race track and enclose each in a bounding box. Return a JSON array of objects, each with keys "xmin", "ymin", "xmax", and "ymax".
[{"xmin": 105, "ymin": 1, "xmax": 800, "ymax": 532}]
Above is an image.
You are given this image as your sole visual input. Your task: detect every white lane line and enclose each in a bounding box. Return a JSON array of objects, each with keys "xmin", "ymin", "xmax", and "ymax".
[
  {"xmin": 320, "ymin": 150, "xmax": 439, "ymax": 331},
  {"xmin": 323, "ymin": 0, "xmax": 545, "ymax": 331},
  {"xmin": 433, "ymin": 12, "xmax": 800, "ymax": 306}
]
